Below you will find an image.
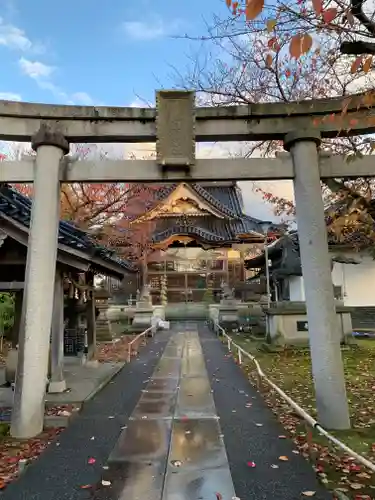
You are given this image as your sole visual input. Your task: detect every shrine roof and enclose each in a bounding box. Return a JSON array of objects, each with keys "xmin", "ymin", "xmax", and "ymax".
[
  {"xmin": 153, "ymin": 182, "xmax": 248, "ymax": 219},
  {"xmin": 0, "ymin": 184, "xmax": 136, "ymax": 275},
  {"xmin": 152, "ymin": 215, "xmax": 268, "ymax": 245},
  {"xmin": 245, "ymin": 229, "xmax": 364, "ymax": 279},
  {"xmin": 148, "ymin": 182, "xmax": 281, "ymax": 245}
]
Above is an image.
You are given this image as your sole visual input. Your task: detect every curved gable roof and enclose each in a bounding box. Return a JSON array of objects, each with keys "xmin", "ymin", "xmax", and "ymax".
[{"xmin": 0, "ymin": 184, "xmax": 136, "ymax": 274}]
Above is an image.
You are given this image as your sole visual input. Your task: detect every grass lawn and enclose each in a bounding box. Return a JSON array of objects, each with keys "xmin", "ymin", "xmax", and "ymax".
[{"xmin": 228, "ymin": 334, "xmax": 375, "ymax": 498}]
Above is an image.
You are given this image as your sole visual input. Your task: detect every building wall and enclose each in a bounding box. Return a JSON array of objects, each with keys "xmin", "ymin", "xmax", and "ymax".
[
  {"xmin": 287, "ymin": 250, "xmax": 375, "ymax": 307},
  {"xmin": 289, "ymin": 275, "xmax": 305, "ymax": 301},
  {"xmin": 331, "ymin": 250, "xmax": 375, "ymax": 307},
  {"xmin": 148, "ymin": 246, "xmax": 245, "ymax": 303}
]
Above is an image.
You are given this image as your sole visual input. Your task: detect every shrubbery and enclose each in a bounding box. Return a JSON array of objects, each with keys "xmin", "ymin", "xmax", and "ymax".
[{"xmin": 0, "ymin": 293, "xmax": 14, "ymax": 334}]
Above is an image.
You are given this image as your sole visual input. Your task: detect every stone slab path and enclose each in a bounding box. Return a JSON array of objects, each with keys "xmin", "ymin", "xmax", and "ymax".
[{"xmin": 0, "ymin": 323, "xmax": 332, "ymax": 500}]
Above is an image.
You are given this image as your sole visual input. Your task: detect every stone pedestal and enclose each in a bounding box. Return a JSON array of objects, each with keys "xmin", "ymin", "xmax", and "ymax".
[
  {"xmin": 95, "ymin": 287, "xmax": 112, "ymax": 341},
  {"xmin": 265, "ymin": 301, "xmax": 353, "ymax": 346},
  {"xmin": 218, "ymin": 284, "xmax": 239, "ymax": 330},
  {"xmin": 5, "ymin": 348, "xmax": 18, "ymax": 385},
  {"xmin": 132, "ymin": 286, "xmax": 154, "ymax": 332},
  {"xmin": 218, "ymin": 303, "xmax": 239, "ymax": 330},
  {"xmin": 132, "ymin": 305, "xmax": 154, "ymax": 332}
]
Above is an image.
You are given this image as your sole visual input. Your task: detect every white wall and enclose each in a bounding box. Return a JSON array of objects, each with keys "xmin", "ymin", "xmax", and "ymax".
[
  {"xmin": 289, "ymin": 275, "xmax": 305, "ymax": 301},
  {"xmin": 331, "ymin": 251, "xmax": 375, "ymax": 307},
  {"xmin": 288, "ymin": 250, "xmax": 375, "ymax": 307}
]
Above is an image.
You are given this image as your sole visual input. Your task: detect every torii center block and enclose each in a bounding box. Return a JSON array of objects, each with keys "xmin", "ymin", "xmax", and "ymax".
[{"xmin": 156, "ymin": 90, "xmax": 195, "ymax": 174}]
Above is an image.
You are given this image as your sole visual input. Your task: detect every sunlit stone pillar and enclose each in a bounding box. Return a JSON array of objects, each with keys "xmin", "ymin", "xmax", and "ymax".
[
  {"xmin": 48, "ymin": 269, "xmax": 66, "ymax": 393},
  {"xmin": 284, "ymin": 130, "xmax": 350, "ymax": 430},
  {"xmin": 11, "ymin": 124, "xmax": 68, "ymax": 438}
]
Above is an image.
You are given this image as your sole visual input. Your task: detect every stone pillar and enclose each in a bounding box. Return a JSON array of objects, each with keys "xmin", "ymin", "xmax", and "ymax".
[
  {"xmin": 11, "ymin": 124, "xmax": 69, "ymax": 438},
  {"xmin": 11, "ymin": 290, "xmax": 23, "ymax": 347},
  {"xmin": 86, "ymin": 272, "xmax": 98, "ymax": 365},
  {"xmin": 284, "ymin": 130, "xmax": 350, "ymax": 429},
  {"xmin": 48, "ymin": 269, "xmax": 66, "ymax": 393}
]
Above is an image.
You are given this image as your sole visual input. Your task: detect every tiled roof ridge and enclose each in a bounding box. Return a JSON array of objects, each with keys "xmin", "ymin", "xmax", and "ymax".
[
  {"xmin": 191, "ymin": 183, "xmax": 239, "ymax": 218},
  {"xmin": 0, "ymin": 184, "xmax": 136, "ymax": 273},
  {"xmin": 153, "ymin": 224, "xmax": 226, "ymax": 244}
]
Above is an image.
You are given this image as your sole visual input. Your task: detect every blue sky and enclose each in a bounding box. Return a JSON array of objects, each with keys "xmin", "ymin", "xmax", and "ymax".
[{"xmin": 0, "ymin": 0, "xmax": 228, "ymax": 106}]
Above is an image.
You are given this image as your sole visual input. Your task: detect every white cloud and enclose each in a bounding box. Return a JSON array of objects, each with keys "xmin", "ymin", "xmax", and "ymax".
[
  {"xmin": 17, "ymin": 58, "xmax": 97, "ymax": 106},
  {"xmin": 19, "ymin": 57, "xmax": 54, "ymax": 79},
  {"xmin": 0, "ymin": 92, "xmax": 21, "ymax": 101},
  {"xmin": 0, "ymin": 17, "xmax": 44, "ymax": 53},
  {"xmin": 122, "ymin": 18, "xmax": 181, "ymax": 41},
  {"xmin": 0, "ymin": 17, "xmax": 31, "ymax": 51}
]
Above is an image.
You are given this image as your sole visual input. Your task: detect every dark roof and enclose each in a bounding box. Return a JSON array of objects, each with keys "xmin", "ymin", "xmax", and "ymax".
[
  {"xmin": 0, "ymin": 184, "xmax": 136, "ymax": 274},
  {"xmin": 245, "ymin": 232, "xmax": 302, "ymax": 277},
  {"xmin": 246, "ymin": 230, "xmax": 362, "ymax": 279},
  {"xmin": 151, "ymin": 182, "xmax": 281, "ymax": 244}
]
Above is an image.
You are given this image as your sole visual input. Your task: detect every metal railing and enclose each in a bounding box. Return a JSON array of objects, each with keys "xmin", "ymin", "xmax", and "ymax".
[
  {"xmin": 127, "ymin": 327, "xmax": 153, "ymax": 363},
  {"xmin": 213, "ymin": 321, "xmax": 375, "ymax": 474}
]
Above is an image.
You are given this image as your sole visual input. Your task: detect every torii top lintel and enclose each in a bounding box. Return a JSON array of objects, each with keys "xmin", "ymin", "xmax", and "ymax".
[{"xmin": 0, "ymin": 90, "xmax": 373, "ymax": 143}]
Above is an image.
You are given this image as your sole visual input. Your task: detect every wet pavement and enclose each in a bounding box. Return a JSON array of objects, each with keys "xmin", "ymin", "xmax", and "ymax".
[
  {"xmin": 94, "ymin": 329, "xmax": 236, "ymax": 500},
  {"xmin": 0, "ymin": 323, "xmax": 332, "ymax": 500}
]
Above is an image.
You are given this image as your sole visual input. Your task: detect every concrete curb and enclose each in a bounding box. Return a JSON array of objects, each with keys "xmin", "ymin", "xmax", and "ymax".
[
  {"xmin": 43, "ymin": 411, "xmax": 79, "ymax": 429},
  {"xmin": 81, "ymin": 362, "xmax": 126, "ymax": 405}
]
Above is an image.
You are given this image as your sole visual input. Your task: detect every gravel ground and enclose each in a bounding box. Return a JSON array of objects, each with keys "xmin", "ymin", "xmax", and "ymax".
[
  {"xmin": 0, "ymin": 332, "xmax": 170, "ymax": 500},
  {"xmin": 198, "ymin": 323, "xmax": 333, "ymax": 500}
]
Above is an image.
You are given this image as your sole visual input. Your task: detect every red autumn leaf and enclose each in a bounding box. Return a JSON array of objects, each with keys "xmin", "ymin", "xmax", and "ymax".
[
  {"xmin": 246, "ymin": 0, "xmax": 264, "ymax": 20},
  {"xmin": 247, "ymin": 461, "xmax": 256, "ymax": 467},
  {"xmin": 289, "ymin": 33, "xmax": 313, "ymax": 59},
  {"xmin": 265, "ymin": 54, "xmax": 273, "ymax": 68},
  {"xmin": 363, "ymin": 56, "xmax": 373, "ymax": 73},
  {"xmin": 312, "ymin": 0, "xmax": 322, "ymax": 15},
  {"xmin": 322, "ymin": 7, "xmax": 337, "ymax": 23},
  {"xmin": 88, "ymin": 457, "xmax": 96, "ymax": 464},
  {"xmin": 226, "ymin": 0, "xmax": 232, "ymax": 8}
]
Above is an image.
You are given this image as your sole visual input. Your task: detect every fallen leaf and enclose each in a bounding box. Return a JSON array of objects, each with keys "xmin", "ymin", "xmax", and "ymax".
[
  {"xmin": 255, "ymin": 423, "xmax": 263, "ymax": 427},
  {"xmin": 278, "ymin": 435, "xmax": 287, "ymax": 439},
  {"xmin": 80, "ymin": 484, "xmax": 91, "ymax": 490},
  {"xmin": 88, "ymin": 457, "xmax": 96, "ymax": 465},
  {"xmin": 349, "ymin": 483, "xmax": 363, "ymax": 490},
  {"xmin": 247, "ymin": 461, "xmax": 256, "ymax": 467},
  {"xmin": 271, "ymin": 464, "xmax": 279, "ymax": 469},
  {"xmin": 278, "ymin": 456, "xmax": 289, "ymax": 461},
  {"xmin": 302, "ymin": 492, "xmax": 316, "ymax": 497},
  {"xmin": 101, "ymin": 480, "xmax": 111, "ymax": 486}
]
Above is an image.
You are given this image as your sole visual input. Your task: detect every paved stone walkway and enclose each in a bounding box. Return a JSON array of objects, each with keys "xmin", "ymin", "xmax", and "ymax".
[{"xmin": 0, "ymin": 323, "xmax": 332, "ymax": 499}]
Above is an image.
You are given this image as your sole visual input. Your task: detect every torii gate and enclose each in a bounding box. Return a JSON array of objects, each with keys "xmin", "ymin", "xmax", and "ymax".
[{"xmin": 0, "ymin": 90, "xmax": 374, "ymax": 438}]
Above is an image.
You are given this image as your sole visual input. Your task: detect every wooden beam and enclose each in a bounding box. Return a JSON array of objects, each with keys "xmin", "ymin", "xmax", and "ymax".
[
  {"xmin": 0, "ymin": 281, "xmax": 24, "ymax": 290},
  {"xmin": 1, "ymin": 154, "xmax": 375, "ymax": 183}
]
